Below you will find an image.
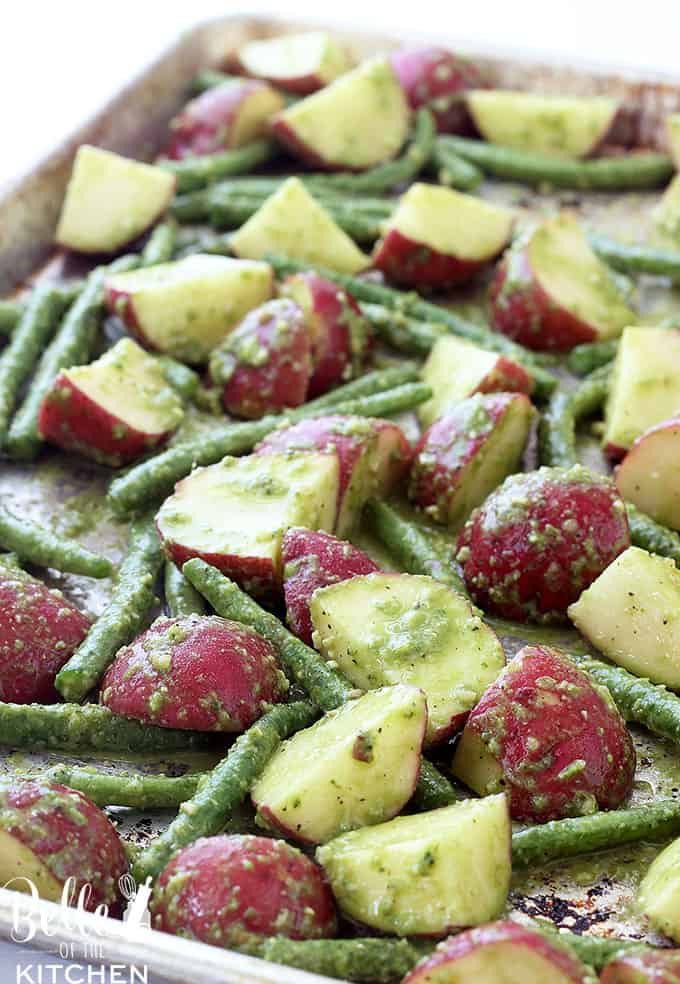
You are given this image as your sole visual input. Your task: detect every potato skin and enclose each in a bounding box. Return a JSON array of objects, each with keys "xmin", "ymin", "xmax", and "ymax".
[
  {"xmin": 39, "ymin": 372, "xmax": 175, "ymax": 467},
  {"xmin": 0, "ymin": 567, "xmax": 90, "ymax": 703},
  {"xmin": 404, "ymin": 921, "xmax": 592, "ymax": 982},
  {"xmin": 209, "ymin": 299, "xmax": 312, "ymax": 419},
  {"xmin": 280, "ymin": 273, "xmax": 370, "ymax": 398},
  {"xmin": 151, "ymin": 834, "xmax": 336, "ymax": 951},
  {"xmin": 373, "ymin": 228, "xmax": 490, "ymax": 289},
  {"xmin": 456, "ymin": 466, "xmax": 630, "ymax": 623},
  {"xmin": 600, "ymin": 950, "xmax": 680, "ymax": 983},
  {"xmin": 389, "ymin": 46, "xmax": 486, "ymax": 134},
  {"xmin": 462, "ymin": 645, "xmax": 636, "ymax": 822},
  {"xmin": 100, "ymin": 614, "xmax": 288, "ymax": 731},
  {"xmin": 282, "ymin": 527, "xmax": 380, "ymax": 644},
  {"xmin": 490, "ymin": 244, "xmax": 598, "ymax": 351},
  {"xmin": 164, "ymin": 80, "xmax": 278, "ymax": 158},
  {"xmin": 0, "ymin": 780, "xmax": 128, "ymax": 913}
]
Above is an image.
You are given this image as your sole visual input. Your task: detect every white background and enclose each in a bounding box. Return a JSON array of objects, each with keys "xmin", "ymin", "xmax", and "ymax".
[{"xmin": 2, "ymin": 0, "xmax": 680, "ymax": 184}]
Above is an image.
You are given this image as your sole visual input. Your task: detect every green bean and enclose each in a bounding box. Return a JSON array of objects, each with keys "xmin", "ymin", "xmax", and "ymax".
[
  {"xmin": 567, "ymin": 339, "xmax": 619, "ymax": 375},
  {"xmin": 431, "ymin": 137, "xmax": 483, "ymax": 191},
  {"xmin": 266, "ymin": 254, "xmax": 558, "ymax": 398},
  {"xmin": 183, "ymin": 559, "xmax": 460, "ymax": 814},
  {"xmin": 360, "ymin": 302, "xmax": 446, "ymax": 355},
  {"xmin": 441, "ymin": 137, "xmax": 674, "ymax": 189},
  {"xmin": 590, "ymin": 233, "xmax": 680, "ymax": 280},
  {"xmin": 0, "ymin": 502, "xmax": 112, "ymax": 578},
  {"xmin": 0, "ymin": 552, "xmax": 20, "ymax": 569},
  {"xmin": 538, "ymin": 364, "xmax": 611, "ymax": 468},
  {"xmin": 164, "ymin": 560, "xmax": 207, "ymax": 617},
  {"xmin": 106, "ymin": 378, "xmax": 428, "ymax": 515},
  {"xmin": 161, "ymin": 140, "xmax": 277, "ymax": 194},
  {"xmin": 132, "ymin": 700, "xmax": 317, "ymax": 882},
  {"xmin": 45, "ymin": 763, "xmax": 204, "ymax": 809},
  {"xmin": 260, "ymin": 938, "xmax": 434, "ymax": 983},
  {"xmin": 141, "ymin": 220, "xmax": 177, "ymax": 265},
  {"xmin": 0, "ymin": 300, "xmax": 23, "ymax": 338},
  {"xmin": 55, "ymin": 516, "xmax": 162, "ymax": 702},
  {"xmin": 531, "ymin": 923, "xmax": 646, "ymax": 971},
  {"xmin": 0, "ymin": 284, "xmax": 64, "ymax": 447},
  {"xmin": 0, "ymin": 702, "xmax": 210, "ymax": 754},
  {"xmin": 155, "ymin": 356, "xmax": 199, "ymax": 401},
  {"xmin": 5, "ymin": 255, "xmax": 139, "ymax": 462},
  {"xmin": 512, "ymin": 800, "xmax": 680, "ymax": 868},
  {"xmin": 627, "ymin": 504, "xmax": 680, "ymax": 566}
]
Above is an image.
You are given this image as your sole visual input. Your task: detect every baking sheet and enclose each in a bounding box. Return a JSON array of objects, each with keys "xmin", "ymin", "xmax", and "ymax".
[{"xmin": 2, "ymin": 13, "xmax": 680, "ymax": 982}]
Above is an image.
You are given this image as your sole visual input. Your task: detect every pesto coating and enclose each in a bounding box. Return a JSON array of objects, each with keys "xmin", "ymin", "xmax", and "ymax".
[
  {"xmin": 512, "ymin": 799, "xmax": 680, "ymax": 868},
  {"xmin": 364, "ymin": 499, "xmax": 468, "ymax": 596},
  {"xmin": 0, "ymin": 702, "xmax": 209, "ymax": 753},
  {"xmin": 55, "ymin": 516, "xmax": 163, "ymax": 702},
  {"xmin": 183, "ymin": 559, "xmax": 460, "ymax": 811},
  {"xmin": 260, "ymin": 937, "xmax": 434, "ymax": 983},
  {"xmin": 360, "ymin": 302, "xmax": 446, "ymax": 356},
  {"xmin": 590, "ymin": 233, "xmax": 680, "ymax": 281},
  {"xmin": 141, "ymin": 220, "xmax": 177, "ymax": 265},
  {"xmin": 538, "ymin": 363, "xmax": 611, "ymax": 468},
  {"xmin": 132, "ymin": 699, "xmax": 317, "ymax": 882},
  {"xmin": 569, "ymin": 650, "xmax": 680, "ymax": 744},
  {"xmin": 155, "ymin": 356, "xmax": 200, "ymax": 401},
  {"xmin": 107, "ymin": 377, "xmax": 428, "ymax": 515},
  {"xmin": 5, "ymin": 254, "xmax": 139, "ymax": 461},
  {"xmin": 266, "ymin": 254, "xmax": 558, "ymax": 397},
  {"xmin": 442, "ymin": 137, "xmax": 674, "ymax": 190},
  {"xmin": 0, "ymin": 501, "xmax": 112, "ymax": 578},
  {"xmin": 431, "ymin": 137, "xmax": 483, "ymax": 191},
  {"xmin": 164, "ymin": 559, "xmax": 207, "ymax": 618},
  {"xmin": 183, "ymin": 559, "xmax": 355, "ymax": 710},
  {"xmin": 161, "ymin": 139, "xmax": 277, "ymax": 194},
  {"xmin": 0, "ymin": 283, "xmax": 64, "ymax": 447},
  {"xmin": 45, "ymin": 763, "xmax": 204, "ymax": 809}
]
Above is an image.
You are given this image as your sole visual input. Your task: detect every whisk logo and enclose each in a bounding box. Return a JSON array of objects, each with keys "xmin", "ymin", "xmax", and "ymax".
[{"xmin": 4, "ymin": 873, "xmax": 152, "ymax": 983}]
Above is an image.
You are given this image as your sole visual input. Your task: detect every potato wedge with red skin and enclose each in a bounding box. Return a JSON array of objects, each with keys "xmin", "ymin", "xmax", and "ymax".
[
  {"xmin": 615, "ymin": 417, "xmax": 680, "ymax": 531},
  {"xmin": 280, "ymin": 273, "xmax": 371, "ymax": 398},
  {"xmin": 100, "ymin": 614, "xmax": 288, "ymax": 731},
  {"xmin": 255, "ymin": 415, "xmax": 411, "ymax": 536},
  {"xmin": 373, "ymin": 183, "xmax": 514, "ymax": 290},
  {"xmin": 163, "ymin": 79, "xmax": 285, "ymax": 159},
  {"xmin": 282, "ymin": 527, "xmax": 380, "ymax": 645},
  {"xmin": 208, "ymin": 298, "xmax": 312, "ymax": 419},
  {"xmin": 452, "ymin": 645, "xmax": 636, "ymax": 822},
  {"xmin": 0, "ymin": 779, "xmax": 128, "ymax": 913},
  {"xmin": 231, "ymin": 32, "xmax": 351, "ymax": 95},
  {"xmin": 151, "ymin": 834, "xmax": 336, "ymax": 951},
  {"xmin": 404, "ymin": 921, "xmax": 593, "ymax": 983},
  {"xmin": 601, "ymin": 951, "xmax": 680, "ymax": 983},
  {"xmin": 39, "ymin": 338, "xmax": 184, "ymax": 467},
  {"xmin": 409, "ymin": 393, "xmax": 534, "ymax": 529},
  {"xmin": 0, "ymin": 567, "xmax": 90, "ymax": 704},
  {"xmin": 389, "ymin": 46, "xmax": 486, "ymax": 134},
  {"xmin": 490, "ymin": 214, "xmax": 635, "ymax": 352},
  {"xmin": 456, "ymin": 465, "xmax": 630, "ymax": 623}
]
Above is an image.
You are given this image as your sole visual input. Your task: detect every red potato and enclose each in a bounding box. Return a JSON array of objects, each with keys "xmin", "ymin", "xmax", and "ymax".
[
  {"xmin": 256, "ymin": 415, "xmax": 411, "ymax": 537},
  {"xmin": 489, "ymin": 214, "xmax": 635, "ymax": 352},
  {"xmin": 280, "ymin": 273, "xmax": 371, "ymax": 398},
  {"xmin": 389, "ymin": 45, "xmax": 487, "ymax": 134},
  {"xmin": 408, "ymin": 392, "xmax": 534, "ymax": 530},
  {"xmin": 373, "ymin": 183, "xmax": 514, "ymax": 290},
  {"xmin": 38, "ymin": 338, "xmax": 184, "ymax": 467},
  {"xmin": 208, "ymin": 298, "xmax": 312, "ymax": 418},
  {"xmin": 0, "ymin": 566, "xmax": 90, "ymax": 704},
  {"xmin": 403, "ymin": 921, "xmax": 593, "ymax": 983},
  {"xmin": 151, "ymin": 834, "xmax": 336, "ymax": 951},
  {"xmin": 282, "ymin": 527, "xmax": 380, "ymax": 645},
  {"xmin": 231, "ymin": 32, "xmax": 351, "ymax": 95},
  {"xmin": 100, "ymin": 614, "xmax": 288, "ymax": 731},
  {"xmin": 601, "ymin": 951, "xmax": 680, "ymax": 983},
  {"xmin": 615, "ymin": 417, "xmax": 680, "ymax": 531},
  {"xmin": 156, "ymin": 451, "xmax": 340, "ymax": 599},
  {"xmin": 163, "ymin": 79, "xmax": 285, "ymax": 159},
  {"xmin": 456, "ymin": 464, "xmax": 631, "ymax": 623},
  {"xmin": 0, "ymin": 780, "xmax": 128, "ymax": 913},
  {"xmin": 452, "ymin": 645, "xmax": 636, "ymax": 822}
]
